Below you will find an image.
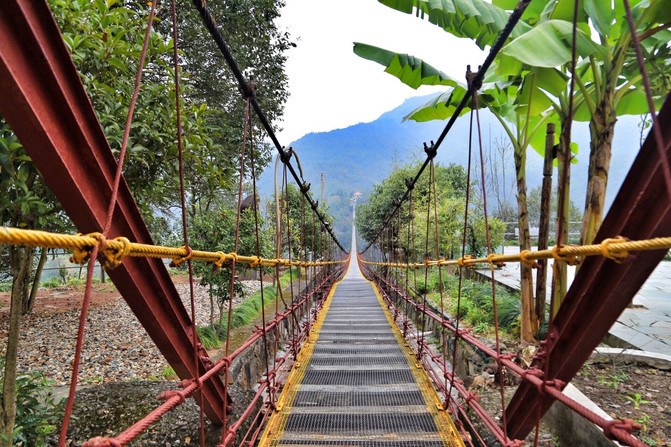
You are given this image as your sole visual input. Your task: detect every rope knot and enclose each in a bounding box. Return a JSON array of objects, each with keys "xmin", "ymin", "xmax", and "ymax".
[
  {"xmin": 170, "ymin": 245, "xmax": 193, "ymax": 267},
  {"xmin": 519, "ymin": 249, "xmax": 537, "ymax": 268},
  {"xmin": 213, "ymin": 251, "xmax": 228, "ymax": 270},
  {"xmin": 603, "ymin": 418, "xmax": 642, "ymax": 440},
  {"xmin": 249, "ymin": 256, "xmax": 262, "ymax": 268},
  {"xmin": 465, "ymin": 391, "xmax": 480, "ymax": 405},
  {"xmin": 104, "ymin": 236, "xmax": 131, "ymax": 269},
  {"xmin": 600, "ymin": 236, "xmax": 629, "ymax": 263},
  {"xmin": 70, "ymin": 232, "xmax": 104, "ymax": 265},
  {"xmin": 218, "ymin": 355, "xmax": 232, "ymax": 371},
  {"xmin": 82, "ymin": 437, "xmax": 122, "ymax": 447},
  {"xmin": 551, "ymin": 244, "xmax": 580, "ymax": 266},
  {"xmin": 156, "ymin": 389, "xmax": 186, "ymax": 404},
  {"xmin": 487, "ymin": 253, "xmax": 505, "ymax": 268},
  {"xmin": 457, "ymin": 255, "xmax": 473, "ymax": 267}
]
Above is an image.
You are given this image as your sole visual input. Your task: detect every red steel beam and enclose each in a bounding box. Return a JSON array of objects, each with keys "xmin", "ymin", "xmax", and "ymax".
[
  {"xmin": 0, "ymin": 0, "xmax": 228, "ymax": 423},
  {"xmin": 506, "ymin": 94, "xmax": 671, "ymax": 439}
]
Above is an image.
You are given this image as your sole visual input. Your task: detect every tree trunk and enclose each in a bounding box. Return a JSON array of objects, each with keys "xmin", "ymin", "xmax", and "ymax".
[
  {"xmin": 25, "ymin": 246, "xmax": 47, "ymax": 315},
  {"xmin": 0, "ymin": 245, "xmax": 34, "ymax": 445},
  {"xmin": 581, "ymin": 90, "xmax": 617, "ymax": 246},
  {"xmin": 536, "ymin": 123, "xmax": 555, "ymax": 324},
  {"xmin": 514, "ymin": 146, "xmax": 537, "ymax": 342},
  {"xmin": 552, "ymin": 129, "xmax": 572, "ymax": 318}
]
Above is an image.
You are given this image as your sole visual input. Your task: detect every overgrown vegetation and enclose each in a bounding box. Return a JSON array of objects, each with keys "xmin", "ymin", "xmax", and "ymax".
[
  {"xmin": 356, "ymin": 160, "xmax": 504, "ymax": 260},
  {"xmin": 0, "ymin": 357, "xmax": 62, "ymax": 447},
  {"xmin": 195, "ymin": 267, "xmax": 300, "ymax": 348},
  {"xmin": 0, "ymin": 0, "xmax": 291, "ymax": 442},
  {"xmin": 411, "ymin": 269, "xmax": 545, "ymax": 338}
]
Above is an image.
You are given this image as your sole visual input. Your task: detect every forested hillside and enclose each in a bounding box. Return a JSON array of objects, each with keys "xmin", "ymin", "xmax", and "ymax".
[{"xmin": 259, "ymin": 95, "xmax": 642, "ymax": 250}]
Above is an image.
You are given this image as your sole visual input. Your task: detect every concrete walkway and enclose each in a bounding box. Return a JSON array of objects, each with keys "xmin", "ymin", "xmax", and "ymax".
[{"xmin": 475, "ymin": 247, "xmax": 671, "ymax": 356}]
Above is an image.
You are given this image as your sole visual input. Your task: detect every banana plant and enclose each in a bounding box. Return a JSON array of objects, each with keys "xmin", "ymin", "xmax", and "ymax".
[
  {"xmin": 500, "ymin": 0, "xmax": 671, "ymax": 246},
  {"xmin": 355, "ymin": 0, "xmax": 670, "ymax": 338}
]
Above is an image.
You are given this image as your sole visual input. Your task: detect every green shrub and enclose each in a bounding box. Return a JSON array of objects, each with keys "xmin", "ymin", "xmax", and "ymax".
[
  {"xmin": 40, "ymin": 277, "xmax": 61, "ymax": 288},
  {"xmin": 0, "ymin": 357, "xmax": 62, "ymax": 446},
  {"xmin": 67, "ymin": 278, "xmax": 85, "ymax": 286},
  {"xmin": 0, "ymin": 283, "xmax": 12, "ymax": 293}
]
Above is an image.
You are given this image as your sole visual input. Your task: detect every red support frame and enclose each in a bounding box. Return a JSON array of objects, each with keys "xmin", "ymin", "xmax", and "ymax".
[
  {"xmin": 0, "ymin": 0, "xmax": 229, "ymax": 423},
  {"xmin": 506, "ymin": 95, "xmax": 671, "ymax": 439}
]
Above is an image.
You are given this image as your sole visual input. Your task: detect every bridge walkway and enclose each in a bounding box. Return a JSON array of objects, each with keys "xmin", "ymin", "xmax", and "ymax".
[{"xmin": 259, "ymin": 249, "xmax": 464, "ymax": 446}]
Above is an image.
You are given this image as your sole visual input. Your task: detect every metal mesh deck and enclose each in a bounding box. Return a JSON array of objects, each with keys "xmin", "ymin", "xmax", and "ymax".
[{"xmin": 259, "ymin": 256, "xmax": 463, "ymax": 447}]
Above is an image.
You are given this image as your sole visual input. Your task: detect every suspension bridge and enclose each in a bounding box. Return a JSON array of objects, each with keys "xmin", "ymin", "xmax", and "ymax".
[{"xmin": 0, "ymin": 0, "xmax": 670, "ymax": 446}]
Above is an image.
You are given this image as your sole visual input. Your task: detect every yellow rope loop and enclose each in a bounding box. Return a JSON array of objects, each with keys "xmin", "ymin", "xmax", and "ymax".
[
  {"xmin": 170, "ymin": 246, "xmax": 194, "ymax": 268},
  {"xmin": 599, "ymin": 236, "xmax": 630, "ymax": 263},
  {"xmin": 487, "ymin": 253, "xmax": 500, "ymax": 268},
  {"xmin": 227, "ymin": 252, "xmax": 239, "ymax": 265},
  {"xmin": 249, "ymin": 256, "xmax": 262, "ymax": 268},
  {"xmin": 69, "ymin": 232, "xmax": 104, "ymax": 265},
  {"xmin": 519, "ymin": 250, "xmax": 536, "ymax": 268},
  {"xmin": 212, "ymin": 251, "xmax": 227, "ymax": 270},
  {"xmin": 104, "ymin": 236, "xmax": 132, "ymax": 269},
  {"xmin": 423, "ymin": 258, "xmax": 431, "ymax": 268},
  {"xmin": 457, "ymin": 255, "xmax": 473, "ymax": 267},
  {"xmin": 551, "ymin": 244, "xmax": 580, "ymax": 266}
]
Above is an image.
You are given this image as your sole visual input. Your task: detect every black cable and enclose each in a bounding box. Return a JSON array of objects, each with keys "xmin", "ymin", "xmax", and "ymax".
[
  {"xmin": 360, "ymin": 0, "xmax": 532, "ymax": 253},
  {"xmin": 189, "ymin": 0, "xmax": 348, "ymax": 253}
]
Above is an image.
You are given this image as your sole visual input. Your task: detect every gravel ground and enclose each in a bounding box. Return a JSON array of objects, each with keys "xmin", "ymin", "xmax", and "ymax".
[
  {"xmin": 0, "ymin": 280, "xmax": 262, "ymax": 385},
  {"xmin": 47, "ymin": 381, "xmax": 256, "ymax": 446}
]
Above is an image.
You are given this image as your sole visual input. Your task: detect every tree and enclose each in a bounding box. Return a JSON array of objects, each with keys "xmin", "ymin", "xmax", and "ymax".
[
  {"xmin": 356, "ymin": 160, "xmax": 502, "ymax": 264},
  {"xmin": 526, "ymin": 185, "xmax": 582, "ymax": 228},
  {"xmin": 498, "ymin": 0, "xmax": 671, "ymax": 245},
  {"xmin": 266, "ymin": 183, "xmax": 334, "ymax": 262},
  {"xmin": 190, "ymin": 207, "xmax": 270, "ymax": 338},
  {"xmin": 0, "ymin": 123, "xmax": 69, "ymax": 445},
  {"xmin": 164, "ymin": 0, "xmax": 292, "ymax": 211},
  {"xmin": 1, "ymin": 0, "xmax": 291, "ymax": 442}
]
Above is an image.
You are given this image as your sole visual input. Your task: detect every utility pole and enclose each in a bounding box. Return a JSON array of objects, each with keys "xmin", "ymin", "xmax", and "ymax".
[{"xmin": 320, "ymin": 172, "xmax": 325, "ymax": 205}]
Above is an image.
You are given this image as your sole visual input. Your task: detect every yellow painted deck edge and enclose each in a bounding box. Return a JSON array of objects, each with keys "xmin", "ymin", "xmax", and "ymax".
[
  {"xmin": 257, "ymin": 269, "xmax": 347, "ymax": 446},
  {"xmin": 358, "ymin": 261, "xmax": 465, "ymax": 447}
]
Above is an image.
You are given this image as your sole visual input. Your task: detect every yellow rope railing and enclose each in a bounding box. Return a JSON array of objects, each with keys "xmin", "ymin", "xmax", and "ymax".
[
  {"xmin": 0, "ymin": 227, "xmax": 346, "ymax": 270},
  {"xmin": 360, "ymin": 236, "xmax": 671, "ymax": 269}
]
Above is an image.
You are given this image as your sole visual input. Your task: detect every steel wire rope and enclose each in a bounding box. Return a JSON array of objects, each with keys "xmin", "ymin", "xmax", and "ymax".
[
  {"xmin": 188, "ymin": 0, "xmax": 346, "ymax": 254},
  {"xmin": 57, "ymin": 3, "xmax": 158, "ymax": 445},
  {"xmin": 359, "ymin": 0, "xmax": 533, "ymax": 254},
  {"xmin": 418, "ymin": 162, "xmax": 435, "ymax": 361},
  {"xmin": 283, "ymin": 164, "xmax": 299, "ymax": 360},
  {"xmin": 404, "ymin": 189, "xmax": 414, "ymax": 339}
]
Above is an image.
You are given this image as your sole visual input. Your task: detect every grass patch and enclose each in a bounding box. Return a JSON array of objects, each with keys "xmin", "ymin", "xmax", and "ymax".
[
  {"xmin": 416, "ymin": 270, "xmax": 524, "ymax": 337},
  {"xmin": 161, "ymin": 366, "xmax": 178, "ymax": 380},
  {"xmin": 196, "ymin": 325, "xmax": 221, "ymax": 349},
  {"xmin": 198, "ymin": 267, "xmax": 300, "ymax": 346}
]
